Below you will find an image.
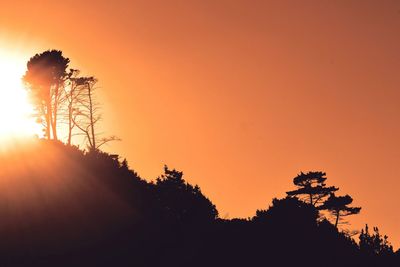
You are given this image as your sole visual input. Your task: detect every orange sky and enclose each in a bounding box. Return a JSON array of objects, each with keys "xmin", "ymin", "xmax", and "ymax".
[{"xmin": 1, "ymin": 0, "xmax": 400, "ymax": 245}]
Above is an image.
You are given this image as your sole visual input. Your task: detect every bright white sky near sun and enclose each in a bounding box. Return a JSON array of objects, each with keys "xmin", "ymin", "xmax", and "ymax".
[{"xmin": 0, "ymin": 47, "xmax": 41, "ymax": 140}]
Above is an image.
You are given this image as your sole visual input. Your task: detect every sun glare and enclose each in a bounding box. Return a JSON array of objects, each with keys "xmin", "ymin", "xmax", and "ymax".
[{"xmin": 0, "ymin": 50, "xmax": 41, "ymax": 140}]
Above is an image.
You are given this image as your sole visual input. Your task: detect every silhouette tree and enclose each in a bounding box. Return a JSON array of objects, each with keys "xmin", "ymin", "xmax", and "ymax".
[
  {"xmin": 23, "ymin": 50, "xmax": 70, "ymax": 140},
  {"xmin": 63, "ymin": 69, "xmax": 85, "ymax": 145},
  {"xmin": 155, "ymin": 166, "xmax": 218, "ymax": 224},
  {"xmin": 0, "ymin": 142, "xmax": 398, "ymax": 267},
  {"xmin": 71, "ymin": 76, "xmax": 119, "ymax": 150},
  {"xmin": 319, "ymin": 193, "xmax": 361, "ymax": 228},
  {"xmin": 359, "ymin": 225, "xmax": 393, "ymax": 256},
  {"xmin": 286, "ymin": 171, "xmax": 338, "ymax": 206}
]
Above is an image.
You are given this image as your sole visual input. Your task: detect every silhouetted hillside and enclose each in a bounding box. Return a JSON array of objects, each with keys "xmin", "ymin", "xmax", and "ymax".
[{"xmin": 0, "ymin": 140, "xmax": 398, "ymax": 266}]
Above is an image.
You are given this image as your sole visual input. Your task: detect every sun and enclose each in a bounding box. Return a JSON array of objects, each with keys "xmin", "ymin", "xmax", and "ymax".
[{"xmin": 0, "ymin": 50, "xmax": 41, "ymax": 140}]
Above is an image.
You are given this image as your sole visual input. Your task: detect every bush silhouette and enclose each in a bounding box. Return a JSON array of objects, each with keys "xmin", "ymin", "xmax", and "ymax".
[
  {"xmin": 254, "ymin": 197, "xmax": 319, "ymax": 231},
  {"xmin": 0, "ymin": 140, "xmax": 397, "ymax": 267},
  {"xmin": 155, "ymin": 166, "xmax": 218, "ymax": 225}
]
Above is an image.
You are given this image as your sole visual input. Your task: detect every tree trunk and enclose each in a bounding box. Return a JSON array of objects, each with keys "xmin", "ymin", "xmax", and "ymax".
[
  {"xmin": 88, "ymin": 83, "xmax": 96, "ymax": 150},
  {"xmin": 67, "ymin": 103, "xmax": 72, "ymax": 145},
  {"xmin": 45, "ymin": 107, "xmax": 51, "ymax": 140},
  {"xmin": 67, "ymin": 86, "xmax": 73, "ymax": 145},
  {"xmin": 51, "ymin": 83, "xmax": 59, "ymax": 141},
  {"xmin": 334, "ymin": 211, "xmax": 340, "ymax": 228},
  {"xmin": 51, "ymin": 118, "xmax": 57, "ymax": 141},
  {"xmin": 45, "ymin": 92, "xmax": 52, "ymax": 140}
]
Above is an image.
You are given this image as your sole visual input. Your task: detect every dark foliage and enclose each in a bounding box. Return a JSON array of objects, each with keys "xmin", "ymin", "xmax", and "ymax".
[
  {"xmin": 0, "ymin": 140, "xmax": 397, "ymax": 267},
  {"xmin": 287, "ymin": 171, "xmax": 338, "ymax": 206},
  {"xmin": 155, "ymin": 166, "xmax": 218, "ymax": 225},
  {"xmin": 24, "ymin": 50, "xmax": 69, "ymax": 88},
  {"xmin": 254, "ymin": 197, "xmax": 319, "ymax": 229},
  {"xmin": 319, "ymin": 193, "xmax": 361, "ymax": 228},
  {"xmin": 23, "ymin": 50, "xmax": 70, "ymax": 140},
  {"xmin": 359, "ymin": 225, "xmax": 395, "ymax": 265}
]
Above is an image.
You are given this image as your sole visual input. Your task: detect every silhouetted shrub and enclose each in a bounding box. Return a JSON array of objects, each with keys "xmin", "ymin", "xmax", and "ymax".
[
  {"xmin": 254, "ymin": 197, "xmax": 319, "ymax": 229},
  {"xmin": 0, "ymin": 140, "xmax": 397, "ymax": 267}
]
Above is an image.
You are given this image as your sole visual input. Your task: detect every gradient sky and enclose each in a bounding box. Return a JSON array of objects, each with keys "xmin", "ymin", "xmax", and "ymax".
[{"xmin": 1, "ymin": 0, "xmax": 400, "ymax": 245}]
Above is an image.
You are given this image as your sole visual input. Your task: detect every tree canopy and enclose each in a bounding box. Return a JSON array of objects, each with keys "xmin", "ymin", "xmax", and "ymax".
[
  {"xmin": 23, "ymin": 50, "xmax": 118, "ymax": 150},
  {"xmin": 286, "ymin": 171, "xmax": 338, "ymax": 206},
  {"xmin": 319, "ymin": 193, "xmax": 361, "ymax": 228},
  {"xmin": 23, "ymin": 50, "xmax": 70, "ymax": 140}
]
